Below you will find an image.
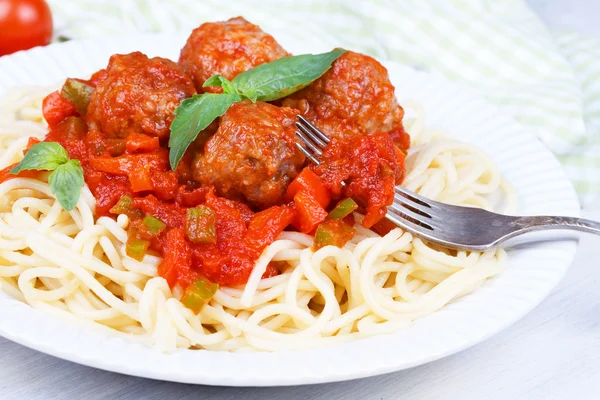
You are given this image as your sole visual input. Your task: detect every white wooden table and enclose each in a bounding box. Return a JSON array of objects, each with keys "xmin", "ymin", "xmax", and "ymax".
[{"xmin": 1, "ymin": 1, "xmax": 599, "ymax": 399}]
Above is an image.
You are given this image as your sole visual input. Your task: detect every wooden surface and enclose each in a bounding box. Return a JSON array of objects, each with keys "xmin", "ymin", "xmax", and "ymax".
[{"xmin": 1, "ymin": 1, "xmax": 600, "ymax": 399}]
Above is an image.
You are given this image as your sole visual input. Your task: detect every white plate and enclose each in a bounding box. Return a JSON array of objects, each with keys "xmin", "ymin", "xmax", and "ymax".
[{"xmin": 0, "ymin": 33, "xmax": 580, "ymax": 386}]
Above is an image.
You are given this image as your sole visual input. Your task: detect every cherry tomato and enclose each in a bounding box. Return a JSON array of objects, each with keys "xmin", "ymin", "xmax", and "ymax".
[{"xmin": 0, "ymin": 0, "xmax": 53, "ymax": 56}]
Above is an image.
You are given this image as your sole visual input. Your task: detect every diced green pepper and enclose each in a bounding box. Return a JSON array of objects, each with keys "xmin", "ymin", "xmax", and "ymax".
[
  {"xmin": 181, "ymin": 278, "xmax": 219, "ymax": 312},
  {"xmin": 313, "ymin": 219, "xmax": 356, "ymax": 250},
  {"xmin": 109, "ymin": 195, "xmax": 144, "ymax": 220},
  {"xmin": 327, "ymin": 197, "xmax": 358, "ymax": 220},
  {"xmin": 61, "ymin": 78, "xmax": 94, "ymax": 115},
  {"xmin": 126, "ymin": 237, "xmax": 150, "ymax": 261},
  {"xmin": 185, "ymin": 206, "xmax": 217, "ymax": 244},
  {"xmin": 143, "ymin": 215, "xmax": 166, "ymax": 236},
  {"xmin": 110, "ymin": 195, "xmax": 133, "ymax": 214}
]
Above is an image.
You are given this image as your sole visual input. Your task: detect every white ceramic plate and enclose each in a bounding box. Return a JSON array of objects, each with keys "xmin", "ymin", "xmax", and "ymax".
[{"xmin": 0, "ymin": 33, "xmax": 580, "ymax": 386}]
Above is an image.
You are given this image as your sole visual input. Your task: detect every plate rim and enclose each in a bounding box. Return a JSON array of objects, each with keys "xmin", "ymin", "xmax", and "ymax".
[{"xmin": 0, "ymin": 33, "xmax": 581, "ymax": 386}]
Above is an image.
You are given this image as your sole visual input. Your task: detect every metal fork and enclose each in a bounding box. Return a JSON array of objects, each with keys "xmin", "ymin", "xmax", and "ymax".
[{"xmin": 295, "ymin": 115, "xmax": 600, "ymax": 251}]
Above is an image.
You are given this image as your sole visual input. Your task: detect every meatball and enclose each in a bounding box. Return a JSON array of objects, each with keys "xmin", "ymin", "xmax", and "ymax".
[
  {"xmin": 282, "ymin": 51, "xmax": 409, "ymax": 151},
  {"xmin": 193, "ymin": 101, "xmax": 305, "ymax": 209},
  {"xmin": 87, "ymin": 52, "xmax": 196, "ymax": 139},
  {"xmin": 179, "ymin": 17, "xmax": 289, "ymax": 91}
]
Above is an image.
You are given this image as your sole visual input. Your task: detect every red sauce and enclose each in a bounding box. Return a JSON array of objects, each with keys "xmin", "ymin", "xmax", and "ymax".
[
  {"xmin": 314, "ymin": 132, "xmax": 405, "ymax": 228},
  {"xmin": 36, "ymin": 90, "xmax": 300, "ymax": 289},
  {"xmin": 32, "ymin": 58, "xmax": 409, "ymax": 291}
]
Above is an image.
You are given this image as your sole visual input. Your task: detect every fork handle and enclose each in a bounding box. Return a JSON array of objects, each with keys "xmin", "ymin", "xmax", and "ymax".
[{"xmin": 509, "ymin": 216, "xmax": 600, "ymax": 236}]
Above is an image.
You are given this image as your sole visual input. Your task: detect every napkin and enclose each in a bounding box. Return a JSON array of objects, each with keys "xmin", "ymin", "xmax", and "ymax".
[{"xmin": 48, "ymin": 0, "xmax": 600, "ymax": 208}]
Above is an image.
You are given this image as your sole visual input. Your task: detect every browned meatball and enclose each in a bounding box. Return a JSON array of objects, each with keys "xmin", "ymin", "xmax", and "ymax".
[
  {"xmin": 178, "ymin": 17, "xmax": 289, "ymax": 91},
  {"xmin": 87, "ymin": 52, "xmax": 196, "ymax": 139},
  {"xmin": 193, "ymin": 101, "xmax": 305, "ymax": 209},
  {"xmin": 282, "ymin": 51, "xmax": 410, "ymax": 151}
]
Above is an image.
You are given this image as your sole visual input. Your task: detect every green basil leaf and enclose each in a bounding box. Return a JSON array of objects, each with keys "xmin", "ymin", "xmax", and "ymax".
[
  {"xmin": 203, "ymin": 74, "xmax": 236, "ymax": 94},
  {"xmin": 10, "ymin": 142, "xmax": 70, "ymax": 174},
  {"xmin": 168, "ymin": 92, "xmax": 241, "ymax": 170},
  {"xmin": 243, "ymin": 91, "xmax": 259, "ymax": 103},
  {"xmin": 48, "ymin": 159, "xmax": 85, "ymax": 211},
  {"xmin": 231, "ymin": 49, "xmax": 346, "ymax": 102}
]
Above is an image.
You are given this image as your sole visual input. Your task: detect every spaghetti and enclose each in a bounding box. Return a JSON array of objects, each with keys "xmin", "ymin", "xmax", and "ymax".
[{"xmin": 0, "ymin": 87, "xmax": 517, "ymax": 352}]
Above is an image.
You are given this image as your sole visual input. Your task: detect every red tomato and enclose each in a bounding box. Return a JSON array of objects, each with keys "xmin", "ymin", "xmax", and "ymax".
[
  {"xmin": 0, "ymin": 0, "xmax": 53, "ymax": 56},
  {"xmin": 244, "ymin": 205, "xmax": 296, "ymax": 253},
  {"xmin": 0, "ymin": 162, "xmax": 40, "ymax": 184},
  {"xmin": 125, "ymin": 133, "xmax": 160, "ymax": 153},
  {"xmin": 133, "ymin": 195, "xmax": 186, "ymax": 230},
  {"xmin": 286, "ymin": 168, "xmax": 331, "ymax": 208},
  {"xmin": 158, "ymin": 228, "xmax": 195, "ymax": 288},
  {"xmin": 42, "ymin": 91, "xmax": 77, "ymax": 128},
  {"xmin": 292, "ymin": 191, "xmax": 327, "ymax": 234}
]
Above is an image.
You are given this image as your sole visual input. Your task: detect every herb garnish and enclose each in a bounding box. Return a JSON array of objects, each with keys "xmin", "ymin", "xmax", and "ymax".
[
  {"xmin": 168, "ymin": 49, "xmax": 346, "ymax": 170},
  {"xmin": 10, "ymin": 142, "xmax": 85, "ymax": 211}
]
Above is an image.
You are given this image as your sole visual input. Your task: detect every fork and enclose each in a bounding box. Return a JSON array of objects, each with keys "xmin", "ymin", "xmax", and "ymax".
[{"xmin": 294, "ymin": 115, "xmax": 600, "ymax": 251}]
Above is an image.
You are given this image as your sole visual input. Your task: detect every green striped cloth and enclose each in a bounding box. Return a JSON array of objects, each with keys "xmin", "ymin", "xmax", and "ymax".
[{"xmin": 48, "ymin": 0, "xmax": 600, "ymax": 208}]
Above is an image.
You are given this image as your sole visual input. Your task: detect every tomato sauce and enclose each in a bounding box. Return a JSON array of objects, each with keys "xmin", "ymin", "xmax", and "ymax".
[
  {"xmin": 32, "ymin": 68, "xmax": 408, "ymax": 292},
  {"xmin": 36, "ymin": 84, "xmax": 297, "ymax": 290},
  {"xmin": 314, "ymin": 132, "xmax": 406, "ymax": 228}
]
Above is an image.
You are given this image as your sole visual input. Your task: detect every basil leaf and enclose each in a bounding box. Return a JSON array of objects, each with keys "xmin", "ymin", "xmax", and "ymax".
[
  {"xmin": 10, "ymin": 142, "xmax": 84, "ymax": 211},
  {"xmin": 168, "ymin": 49, "xmax": 346, "ymax": 170},
  {"xmin": 203, "ymin": 74, "xmax": 236, "ymax": 94},
  {"xmin": 168, "ymin": 93, "xmax": 241, "ymax": 170},
  {"xmin": 10, "ymin": 142, "xmax": 70, "ymax": 174},
  {"xmin": 48, "ymin": 159, "xmax": 85, "ymax": 211},
  {"xmin": 231, "ymin": 49, "xmax": 346, "ymax": 102},
  {"xmin": 243, "ymin": 91, "xmax": 259, "ymax": 103}
]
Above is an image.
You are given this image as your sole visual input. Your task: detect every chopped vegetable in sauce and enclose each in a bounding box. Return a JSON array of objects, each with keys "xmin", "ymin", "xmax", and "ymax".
[
  {"xmin": 33, "ymin": 21, "xmax": 409, "ymax": 314},
  {"xmin": 126, "ymin": 237, "xmax": 150, "ymax": 261},
  {"xmin": 186, "ymin": 206, "xmax": 217, "ymax": 244},
  {"xmin": 61, "ymin": 78, "xmax": 94, "ymax": 115},
  {"xmin": 143, "ymin": 215, "xmax": 167, "ymax": 236},
  {"xmin": 328, "ymin": 198, "xmax": 359, "ymax": 220},
  {"xmin": 313, "ymin": 219, "xmax": 356, "ymax": 250},
  {"xmin": 181, "ymin": 278, "xmax": 219, "ymax": 313}
]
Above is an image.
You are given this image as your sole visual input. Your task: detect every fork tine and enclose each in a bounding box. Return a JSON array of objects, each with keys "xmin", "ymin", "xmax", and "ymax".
[
  {"xmin": 385, "ymin": 210, "xmax": 463, "ymax": 250},
  {"xmin": 394, "ymin": 191, "xmax": 435, "ymax": 214},
  {"xmin": 295, "ymin": 142, "xmax": 321, "ymax": 165},
  {"xmin": 391, "ymin": 197, "xmax": 447, "ymax": 231},
  {"xmin": 297, "ymin": 115, "xmax": 331, "ymax": 144},
  {"xmin": 394, "ymin": 185, "xmax": 438, "ymax": 209},
  {"xmin": 296, "ymin": 122, "xmax": 328, "ymax": 149},
  {"xmin": 388, "ymin": 206, "xmax": 434, "ymax": 231},
  {"xmin": 295, "ymin": 129, "xmax": 323, "ymax": 156},
  {"xmin": 295, "ymin": 115, "xmax": 448, "ymax": 238},
  {"xmin": 384, "ymin": 209, "xmax": 434, "ymax": 234},
  {"xmin": 389, "ymin": 199, "xmax": 432, "ymax": 221}
]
